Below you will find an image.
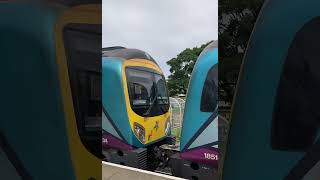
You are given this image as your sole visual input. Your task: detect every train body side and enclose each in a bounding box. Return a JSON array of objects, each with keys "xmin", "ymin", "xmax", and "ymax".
[
  {"xmin": 0, "ymin": 3, "xmax": 75, "ymax": 180},
  {"xmin": 1, "ymin": 3, "xmax": 103, "ymax": 180},
  {"xmin": 102, "ymin": 57, "xmax": 137, "ymax": 149}
]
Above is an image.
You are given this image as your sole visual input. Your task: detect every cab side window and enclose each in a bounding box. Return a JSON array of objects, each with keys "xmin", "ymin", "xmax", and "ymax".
[
  {"xmin": 201, "ymin": 64, "xmax": 218, "ymax": 112},
  {"xmin": 272, "ymin": 17, "xmax": 320, "ymax": 151}
]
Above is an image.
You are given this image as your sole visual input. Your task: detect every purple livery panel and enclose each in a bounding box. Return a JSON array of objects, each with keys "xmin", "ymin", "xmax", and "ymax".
[
  {"xmin": 180, "ymin": 147, "xmax": 218, "ymax": 167},
  {"xmin": 102, "ymin": 132, "xmax": 134, "ymax": 151}
]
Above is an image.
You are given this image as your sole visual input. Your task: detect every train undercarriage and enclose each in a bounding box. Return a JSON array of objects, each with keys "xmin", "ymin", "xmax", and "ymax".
[{"xmin": 102, "ymin": 136, "xmax": 218, "ymax": 180}]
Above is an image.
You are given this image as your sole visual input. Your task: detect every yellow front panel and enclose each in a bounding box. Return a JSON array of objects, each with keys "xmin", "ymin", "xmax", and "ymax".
[
  {"xmin": 54, "ymin": 4, "xmax": 101, "ymax": 180},
  {"xmin": 122, "ymin": 59, "xmax": 170, "ymax": 145}
]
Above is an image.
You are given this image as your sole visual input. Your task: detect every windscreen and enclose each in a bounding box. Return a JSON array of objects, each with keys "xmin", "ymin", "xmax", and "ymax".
[{"xmin": 126, "ymin": 68, "xmax": 169, "ymax": 117}]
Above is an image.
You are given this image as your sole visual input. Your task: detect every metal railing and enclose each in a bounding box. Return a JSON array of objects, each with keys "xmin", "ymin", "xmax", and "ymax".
[{"xmin": 169, "ymin": 97, "xmax": 185, "ymax": 142}]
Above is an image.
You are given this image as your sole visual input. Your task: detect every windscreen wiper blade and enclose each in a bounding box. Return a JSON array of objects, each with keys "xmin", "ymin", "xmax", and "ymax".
[
  {"xmin": 143, "ymin": 84, "xmax": 159, "ymax": 116},
  {"xmin": 156, "ymin": 92, "xmax": 167, "ymax": 114}
]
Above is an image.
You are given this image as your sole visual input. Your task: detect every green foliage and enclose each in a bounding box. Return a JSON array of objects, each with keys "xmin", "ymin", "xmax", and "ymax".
[
  {"xmin": 219, "ymin": 0, "xmax": 264, "ymax": 103},
  {"xmin": 219, "ymin": 0, "xmax": 264, "ymax": 57},
  {"xmin": 166, "ymin": 42, "xmax": 212, "ymax": 96}
]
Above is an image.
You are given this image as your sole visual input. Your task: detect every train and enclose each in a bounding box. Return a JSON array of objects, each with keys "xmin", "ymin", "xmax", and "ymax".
[
  {"xmin": 0, "ymin": 2, "xmax": 101, "ymax": 180},
  {"xmin": 221, "ymin": 0, "xmax": 320, "ymax": 179},
  {"xmin": 102, "ymin": 47, "xmax": 173, "ymax": 170},
  {"xmin": 170, "ymin": 41, "xmax": 219, "ymax": 180}
]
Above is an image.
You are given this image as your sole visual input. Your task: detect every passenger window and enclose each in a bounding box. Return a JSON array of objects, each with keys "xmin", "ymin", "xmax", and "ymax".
[
  {"xmin": 63, "ymin": 23, "xmax": 102, "ymax": 158},
  {"xmin": 272, "ymin": 17, "xmax": 320, "ymax": 151},
  {"xmin": 201, "ymin": 64, "xmax": 218, "ymax": 112}
]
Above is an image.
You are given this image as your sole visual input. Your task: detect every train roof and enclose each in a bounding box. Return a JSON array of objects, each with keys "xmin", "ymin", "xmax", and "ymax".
[
  {"xmin": 102, "ymin": 47, "xmax": 159, "ymax": 66},
  {"xmin": 51, "ymin": 0, "xmax": 101, "ymax": 7},
  {"xmin": 198, "ymin": 40, "xmax": 217, "ymax": 59}
]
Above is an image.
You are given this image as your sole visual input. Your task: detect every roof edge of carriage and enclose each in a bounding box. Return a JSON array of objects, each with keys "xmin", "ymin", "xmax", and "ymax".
[
  {"xmin": 192, "ymin": 40, "xmax": 218, "ymax": 66},
  {"xmin": 102, "ymin": 46, "xmax": 159, "ymax": 67},
  {"xmin": 198, "ymin": 40, "xmax": 217, "ymax": 58},
  {"xmin": 102, "ymin": 46, "xmax": 126, "ymax": 51}
]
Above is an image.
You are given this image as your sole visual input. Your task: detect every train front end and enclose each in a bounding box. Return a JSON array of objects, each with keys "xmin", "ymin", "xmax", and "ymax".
[
  {"xmin": 180, "ymin": 41, "xmax": 218, "ymax": 167},
  {"xmin": 102, "ymin": 48, "xmax": 171, "ymax": 151}
]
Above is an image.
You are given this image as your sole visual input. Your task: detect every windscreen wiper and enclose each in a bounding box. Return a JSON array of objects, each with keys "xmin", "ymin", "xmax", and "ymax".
[
  {"xmin": 157, "ymin": 92, "xmax": 167, "ymax": 114},
  {"xmin": 143, "ymin": 84, "xmax": 159, "ymax": 116}
]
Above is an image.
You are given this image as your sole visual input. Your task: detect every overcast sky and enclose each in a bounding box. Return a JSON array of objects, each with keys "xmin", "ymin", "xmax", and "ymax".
[{"xmin": 102, "ymin": 0, "xmax": 218, "ymax": 77}]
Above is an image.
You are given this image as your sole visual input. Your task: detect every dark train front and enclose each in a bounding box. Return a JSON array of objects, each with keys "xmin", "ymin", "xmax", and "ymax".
[{"xmin": 222, "ymin": 0, "xmax": 320, "ymax": 180}]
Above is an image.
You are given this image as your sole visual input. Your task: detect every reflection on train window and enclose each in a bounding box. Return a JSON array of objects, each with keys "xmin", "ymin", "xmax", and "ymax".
[
  {"xmin": 155, "ymin": 73, "xmax": 169, "ymax": 105},
  {"xmin": 127, "ymin": 68, "xmax": 154, "ymax": 106},
  {"xmin": 126, "ymin": 68, "xmax": 169, "ymax": 117},
  {"xmin": 63, "ymin": 23, "xmax": 102, "ymax": 158},
  {"xmin": 201, "ymin": 64, "xmax": 218, "ymax": 112},
  {"xmin": 272, "ymin": 17, "xmax": 320, "ymax": 150},
  {"xmin": 132, "ymin": 83, "xmax": 149, "ymax": 105},
  {"xmin": 78, "ymin": 71, "xmax": 101, "ymax": 130}
]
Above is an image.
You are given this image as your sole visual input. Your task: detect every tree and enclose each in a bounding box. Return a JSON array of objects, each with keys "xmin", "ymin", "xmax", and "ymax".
[
  {"xmin": 219, "ymin": 0, "xmax": 264, "ymax": 103},
  {"xmin": 166, "ymin": 42, "xmax": 212, "ymax": 96}
]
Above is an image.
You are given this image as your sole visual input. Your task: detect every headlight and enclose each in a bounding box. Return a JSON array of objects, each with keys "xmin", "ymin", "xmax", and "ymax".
[{"xmin": 133, "ymin": 122, "xmax": 145, "ymax": 143}]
